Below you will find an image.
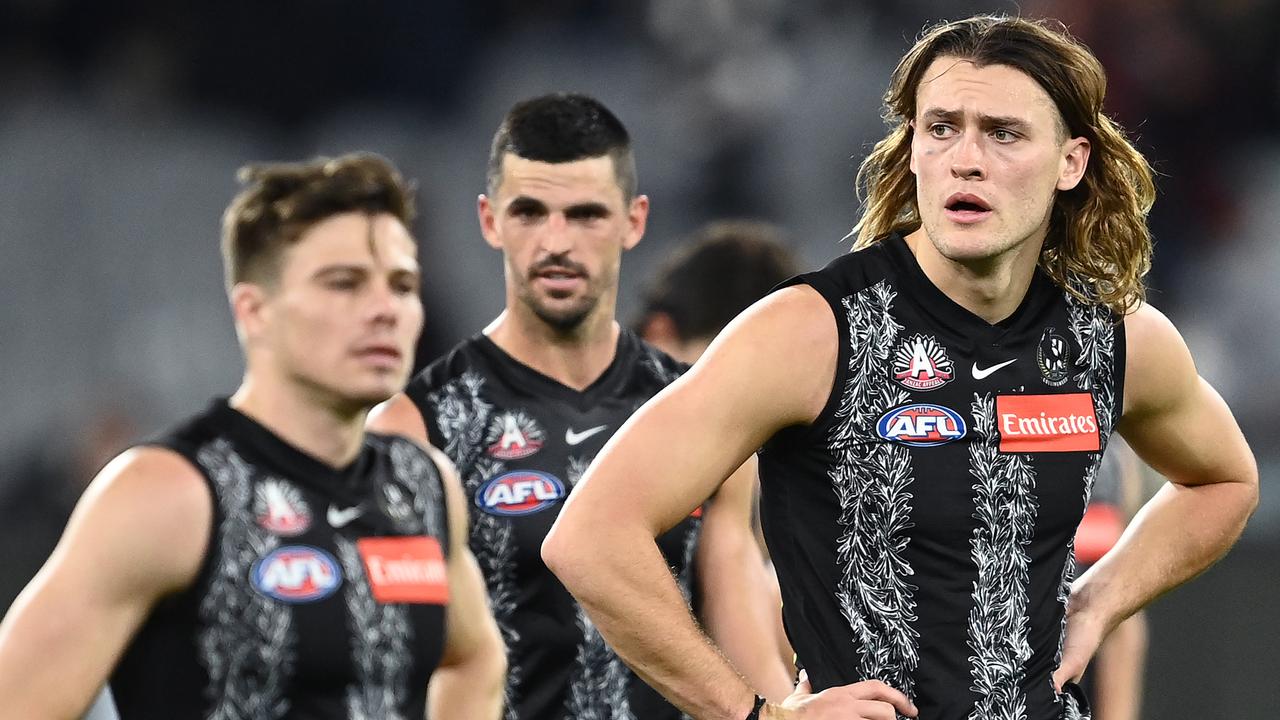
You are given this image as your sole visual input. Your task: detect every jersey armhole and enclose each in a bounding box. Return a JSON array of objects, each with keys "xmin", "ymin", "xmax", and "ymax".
[{"xmin": 768, "ymin": 272, "xmax": 851, "ymax": 449}]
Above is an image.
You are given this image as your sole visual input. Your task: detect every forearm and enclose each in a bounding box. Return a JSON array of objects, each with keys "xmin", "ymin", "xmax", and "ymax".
[
  {"xmin": 1071, "ymin": 479, "xmax": 1255, "ymax": 629},
  {"xmin": 701, "ymin": 554, "xmax": 794, "ymax": 700},
  {"xmin": 427, "ymin": 644, "xmax": 506, "ymax": 720},
  {"xmin": 545, "ymin": 526, "xmax": 760, "ymax": 720}
]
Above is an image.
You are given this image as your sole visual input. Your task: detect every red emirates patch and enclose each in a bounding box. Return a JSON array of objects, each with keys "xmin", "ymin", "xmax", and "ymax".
[
  {"xmin": 356, "ymin": 536, "xmax": 449, "ymax": 605},
  {"xmin": 996, "ymin": 393, "xmax": 1100, "ymax": 453}
]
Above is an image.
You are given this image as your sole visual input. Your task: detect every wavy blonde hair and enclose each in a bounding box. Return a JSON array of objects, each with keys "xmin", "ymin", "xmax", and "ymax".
[{"xmin": 853, "ymin": 15, "xmax": 1155, "ymax": 316}]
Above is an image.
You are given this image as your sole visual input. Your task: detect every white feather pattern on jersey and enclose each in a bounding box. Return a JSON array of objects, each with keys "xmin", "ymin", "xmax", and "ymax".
[
  {"xmin": 564, "ymin": 455, "xmax": 636, "ymax": 720},
  {"xmin": 337, "ymin": 536, "xmax": 411, "ymax": 720},
  {"xmin": 828, "ymin": 282, "xmax": 920, "ymax": 699},
  {"xmin": 1042, "ymin": 293, "xmax": 1115, "ymax": 720},
  {"xmin": 967, "ymin": 394, "xmax": 1039, "ymax": 720},
  {"xmin": 426, "ymin": 372, "xmax": 526, "ymax": 719},
  {"xmin": 387, "ymin": 440, "xmax": 443, "ymax": 538},
  {"xmin": 196, "ymin": 439, "xmax": 293, "ymax": 720}
]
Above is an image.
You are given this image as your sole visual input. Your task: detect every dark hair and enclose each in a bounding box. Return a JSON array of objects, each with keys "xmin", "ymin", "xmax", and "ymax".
[
  {"xmin": 639, "ymin": 220, "xmax": 799, "ymax": 341},
  {"xmin": 221, "ymin": 152, "xmax": 416, "ymax": 292},
  {"xmin": 854, "ymin": 15, "xmax": 1155, "ymax": 315},
  {"xmin": 486, "ymin": 92, "xmax": 637, "ymax": 199}
]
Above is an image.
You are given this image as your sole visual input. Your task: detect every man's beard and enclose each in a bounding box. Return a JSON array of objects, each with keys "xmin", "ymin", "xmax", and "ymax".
[{"xmin": 522, "ymin": 288, "xmax": 598, "ymax": 332}]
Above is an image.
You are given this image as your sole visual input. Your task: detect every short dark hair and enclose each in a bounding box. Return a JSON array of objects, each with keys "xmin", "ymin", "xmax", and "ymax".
[
  {"xmin": 639, "ymin": 220, "xmax": 799, "ymax": 341},
  {"xmin": 486, "ymin": 93, "xmax": 637, "ymax": 200},
  {"xmin": 221, "ymin": 152, "xmax": 416, "ymax": 292}
]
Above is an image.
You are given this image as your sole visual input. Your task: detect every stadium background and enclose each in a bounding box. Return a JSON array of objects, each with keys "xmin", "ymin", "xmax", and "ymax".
[{"xmin": 0, "ymin": 1, "xmax": 1276, "ymax": 717}]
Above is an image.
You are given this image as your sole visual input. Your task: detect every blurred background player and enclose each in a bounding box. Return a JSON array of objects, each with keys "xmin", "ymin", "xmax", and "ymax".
[
  {"xmin": 371, "ymin": 93, "xmax": 793, "ymax": 719},
  {"xmin": 635, "ymin": 219, "xmax": 800, "ymax": 365},
  {"xmin": 0, "ymin": 153, "xmax": 505, "ymax": 719},
  {"xmin": 1075, "ymin": 439, "xmax": 1148, "ymax": 720}
]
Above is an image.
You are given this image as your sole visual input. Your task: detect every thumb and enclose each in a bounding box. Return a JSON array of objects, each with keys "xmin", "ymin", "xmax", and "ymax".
[
  {"xmin": 790, "ymin": 669, "xmax": 812, "ymax": 698},
  {"xmin": 1051, "ymin": 655, "xmax": 1085, "ymax": 693}
]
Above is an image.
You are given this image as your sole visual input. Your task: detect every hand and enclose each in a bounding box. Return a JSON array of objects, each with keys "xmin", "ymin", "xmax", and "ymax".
[
  {"xmin": 763, "ymin": 670, "xmax": 917, "ymax": 719},
  {"xmin": 1051, "ymin": 604, "xmax": 1107, "ymax": 692}
]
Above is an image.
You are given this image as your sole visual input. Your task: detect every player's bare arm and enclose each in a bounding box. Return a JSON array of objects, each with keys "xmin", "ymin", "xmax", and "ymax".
[
  {"xmin": 1053, "ymin": 303, "xmax": 1258, "ymax": 689},
  {"xmin": 696, "ymin": 454, "xmax": 795, "ymax": 701},
  {"xmin": 543, "ymin": 285, "xmax": 916, "ymax": 720},
  {"xmin": 368, "ymin": 399, "xmax": 506, "ymax": 719},
  {"xmin": 0, "ymin": 448, "xmax": 212, "ymax": 719}
]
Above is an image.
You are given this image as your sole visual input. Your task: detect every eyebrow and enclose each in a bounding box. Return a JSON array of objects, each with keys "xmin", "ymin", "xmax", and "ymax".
[
  {"xmin": 919, "ymin": 107, "xmax": 1034, "ymax": 134},
  {"xmin": 507, "ymin": 197, "xmax": 611, "ymax": 217}
]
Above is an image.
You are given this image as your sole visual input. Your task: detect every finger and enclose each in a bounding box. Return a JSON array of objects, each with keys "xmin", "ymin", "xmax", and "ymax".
[
  {"xmin": 854, "ymin": 699, "xmax": 900, "ymax": 720},
  {"xmin": 845, "ymin": 681, "xmax": 918, "ymax": 717}
]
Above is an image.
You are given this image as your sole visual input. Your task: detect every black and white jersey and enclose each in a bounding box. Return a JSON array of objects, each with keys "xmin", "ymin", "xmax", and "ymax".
[
  {"xmin": 110, "ymin": 399, "xmax": 450, "ymax": 720},
  {"xmin": 405, "ymin": 330, "xmax": 698, "ymax": 720},
  {"xmin": 760, "ymin": 234, "xmax": 1123, "ymax": 720}
]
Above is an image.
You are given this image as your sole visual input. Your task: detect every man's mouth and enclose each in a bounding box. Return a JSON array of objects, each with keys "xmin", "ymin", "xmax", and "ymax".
[{"xmin": 945, "ymin": 193, "xmax": 993, "ymax": 223}]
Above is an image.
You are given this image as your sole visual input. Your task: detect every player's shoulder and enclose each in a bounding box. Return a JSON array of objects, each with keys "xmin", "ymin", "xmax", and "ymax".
[
  {"xmin": 1120, "ymin": 301, "xmax": 1196, "ymax": 417},
  {"xmin": 626, "ymin": 329, "xmax": 689, "ymax": 386},
  {"xmin": 780, "ymin": 236, "xmax": 899, "ymax": 310},
  {"xmin": 406, "ymin": 335, "xmax": 489, "ymax": 399},
  {"xmin": 82, "ymin": 445, "xmax": 213, "ymax": 544}
]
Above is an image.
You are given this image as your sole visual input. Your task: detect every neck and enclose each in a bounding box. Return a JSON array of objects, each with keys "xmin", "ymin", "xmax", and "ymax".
[
  {"xmin": 905, "ymin": 228, "xmax": 1043, "ymax": 324},
  {"xmin": 484, "ymin": 303, "xmax": 621, "ymax": 391},
  {"xmin": 229, "ymin": 372, "xmax": 368, "ymax": 469}
]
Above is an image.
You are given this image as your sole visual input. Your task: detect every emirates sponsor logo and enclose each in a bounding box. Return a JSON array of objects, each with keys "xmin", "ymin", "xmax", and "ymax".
[
  {"xmin": 357, "ymin": 536, "xmax": 449, "ymax": 605},
  {"xmin": 996, "ymin": 393, "xmax": 1100, "ymax": 453}
]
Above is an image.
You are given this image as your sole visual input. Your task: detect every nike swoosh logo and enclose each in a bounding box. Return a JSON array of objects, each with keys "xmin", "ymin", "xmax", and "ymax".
[
  {"xmin": 972, "ymin": 358, "xmax": 1017, "ymax": 380},
  {"xmin": 565, "ymin": 425, "xmax": 609, "ymax": 446},
  {"xmin": 327, "ymin": 504, "xmax": 364, "ymax": 528}
]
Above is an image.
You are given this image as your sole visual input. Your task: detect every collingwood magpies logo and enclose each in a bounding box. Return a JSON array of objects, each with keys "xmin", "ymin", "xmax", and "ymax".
[{"xmin": 1037, "ymin": 327, "xmax": 1072, "ymax": 387}]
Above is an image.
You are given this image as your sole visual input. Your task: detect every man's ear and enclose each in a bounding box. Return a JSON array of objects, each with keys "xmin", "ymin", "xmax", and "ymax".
[
  {"xmin": 622, "ymin": 194, "xmax": 650, "ymax": 252},
  {"xmin": 478, "ymin": 194, "xmax": 503, "ymax": 250},
  {"xmin": 230, "ymin": 282, "xmax": 269, "ymax": 342},
  {"xmin": 638, "ymin": 311, "xmax": 679, "ymax": 356},
  {"xmin": 1057, "ymin": 136, "xmax": 1091, "ymax": 191}
]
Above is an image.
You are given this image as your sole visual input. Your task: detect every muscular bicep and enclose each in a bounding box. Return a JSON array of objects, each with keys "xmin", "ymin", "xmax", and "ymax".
[
  {"xmin": 0, "ymin": 447, "xmax": 211, "ymax": 717},
  {"xmin": 564, "ymin": 285, "xmax": 838, "ymax": 536},
  {"xmin": 1118, "ymin": 305, "xmax": 1256, "ymax": 489}
]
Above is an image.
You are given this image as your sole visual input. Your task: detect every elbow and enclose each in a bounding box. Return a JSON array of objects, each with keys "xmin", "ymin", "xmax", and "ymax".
[{"xmin": 541, "ymin": 517, "xmax": 585, "ymax": 590}]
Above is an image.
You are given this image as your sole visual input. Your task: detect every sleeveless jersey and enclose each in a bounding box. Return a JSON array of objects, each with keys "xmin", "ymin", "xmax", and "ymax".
[
  {"xmin": 110, "ymin": 399, "xmax": 451, "ymax": 720},
  {"xmin": 405, "ymin": 330, "xmax": 698, "ymax": 720},
  {"xmin": 760, "ymin": 235, "xmax": 1124, "ymax": 720}
]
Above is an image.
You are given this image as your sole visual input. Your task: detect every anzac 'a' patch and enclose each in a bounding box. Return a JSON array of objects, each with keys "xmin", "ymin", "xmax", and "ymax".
[
  {"xmin": 485, "ymin": 410, "xmax": 545, "ymax": 460},
  {"xmin": 254, "ymin": 478, "xmax": 311, "ymax": 536},
  {"xmin": 892, "ymin": 333, "xmax": 955, "ymax": 391}
]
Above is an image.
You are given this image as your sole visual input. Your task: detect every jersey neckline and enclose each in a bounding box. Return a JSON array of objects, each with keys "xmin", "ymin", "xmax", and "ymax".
[
  {"xmin": 471, "ymin": 330, "xmax": 639, "ymax": 412},
  {"xmin": 882, "ymin": 232, "xmax": 1058, "ymax": 346},
  {"xmin": 211, "ymin": 398, "xmax": 377, "ymax": 503}
]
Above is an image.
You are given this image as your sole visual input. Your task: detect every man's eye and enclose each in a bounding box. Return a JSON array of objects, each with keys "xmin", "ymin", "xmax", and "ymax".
[
  {"xmin": 929, "ymin": 124, "xmax": 954, "ymax": 138},
  {"xmin": 992, "ymin": 129, "xmax": 1015, "ymax": 142}
]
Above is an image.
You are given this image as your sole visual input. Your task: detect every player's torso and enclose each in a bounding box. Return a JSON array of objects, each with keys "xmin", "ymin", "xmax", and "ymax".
[
  {"xmin": 761, "ymin": 237, "xmax": 1119, "ymax": 720},
  {"xmin": 410, "ymin": 333, "xmax": 696, "ymax": 720},
  {"xmin": 111, "ymin": 401, "xmax": 449, "ymax": 720}
]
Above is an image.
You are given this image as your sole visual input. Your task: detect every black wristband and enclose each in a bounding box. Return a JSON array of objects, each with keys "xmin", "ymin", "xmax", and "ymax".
[{"xmin": 744, "ymin": 694, "xmax": 767, "ymax": 720}]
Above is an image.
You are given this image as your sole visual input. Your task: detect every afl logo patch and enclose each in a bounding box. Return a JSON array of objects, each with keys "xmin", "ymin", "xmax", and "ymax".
[
  {"xmin": 485, "ymin": 410, "xmax": 545, "ymax": 460},
  {"xmin": 251, "ymin": 546, "xmax": 343, "ymax": 603},
  {"xmin": 876, "ymin": 404, "xmax": 967, "ymax": 446},
  {"xmin": 476, "ymin": 471, "xmax": 566, "ymax": 516},
  {"xmin": 1037, "ymin": 327, "xmax": 1072, "ymax": 387},
  {"xmin": 892, "ymin": 334, "xmax": 955, "ymax": 391}
]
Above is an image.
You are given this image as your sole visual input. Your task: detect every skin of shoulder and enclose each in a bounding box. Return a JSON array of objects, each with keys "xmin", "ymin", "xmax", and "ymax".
[
  {"xmin": 1118, "ymin": 303, "xmax": 1257, "ymax": 488},
  {"xmin": 0, "ymin": 446, "xmax": 212, "ymax": 718}
]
